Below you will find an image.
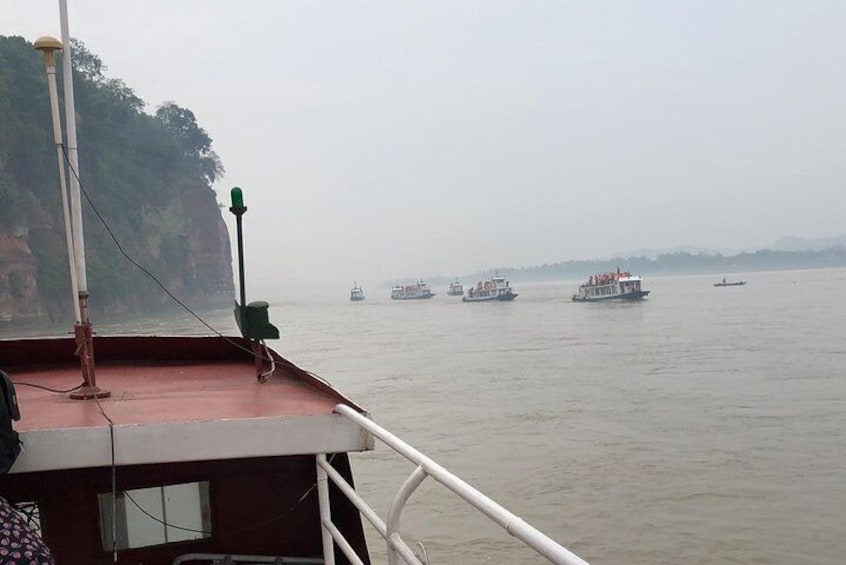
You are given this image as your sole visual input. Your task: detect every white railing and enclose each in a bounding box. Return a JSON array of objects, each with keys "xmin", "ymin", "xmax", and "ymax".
[{"xmin": 316, "ymin": 404, "xmax": 590, "ymax": 565}]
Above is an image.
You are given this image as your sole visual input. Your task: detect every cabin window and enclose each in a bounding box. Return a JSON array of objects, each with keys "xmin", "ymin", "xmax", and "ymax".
[{"xmin": 98, "ymin": 481, "xmax": 211, "ymax": 551}]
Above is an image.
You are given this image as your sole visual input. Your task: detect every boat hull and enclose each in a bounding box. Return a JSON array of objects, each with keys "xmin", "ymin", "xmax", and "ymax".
[
  {"xmin": 447, "ymin": 291, "xmax": 464, "ymax": 296},
  {"xmin": 391, "ymin": 293, "xmax": 435, "ymax": 300},
  {"xmin": 463, "ymin": 293, "xmax": 518, "ymax": 302},
  {"xmin": 350, "ymin": 296, "xmax": 366, "ymax": 301},
  {"xmin": 714, "ymin": 282, "xmax": 746, "ymax": 287},
  {"xmin": 572, "ymin": 290, "xmax": 650, "ymax": 302}
]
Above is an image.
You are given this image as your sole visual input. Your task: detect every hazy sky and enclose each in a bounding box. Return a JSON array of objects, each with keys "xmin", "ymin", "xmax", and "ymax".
[{"xmin": 2, "ymin": 1, "xmax": 844, "ymax": 289}]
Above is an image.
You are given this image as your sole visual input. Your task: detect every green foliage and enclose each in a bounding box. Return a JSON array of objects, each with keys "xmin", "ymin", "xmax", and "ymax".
[
  {"xmin": 0, "ymin": 36, "xmax": 57, "ymax": 224},
  {"xmin": 156, "ymin": 102, "xmax": 224, "ymax": 184},
  {"xmin": 0, "ymin": 35, "xmax": 230, "ymax": 321}
]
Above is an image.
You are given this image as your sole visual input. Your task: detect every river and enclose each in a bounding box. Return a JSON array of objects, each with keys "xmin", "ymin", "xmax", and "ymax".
[
  {"xmin": 273, "ymin": 268, "xmax": 846, "ymax": 564},
  {"xmin": 20, "ymin": 268, "xmax": 846, "ymax": 563}
]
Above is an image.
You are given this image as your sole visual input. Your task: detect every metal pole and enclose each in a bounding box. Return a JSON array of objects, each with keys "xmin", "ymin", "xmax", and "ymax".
[
  {"xmin": 316, "ymin": 454, "xmax": 336, "ymax": 565},
  {"xmin": 235, "ymin": 214, "xmax": 247, "ymax": 309},
  {"xmin": 34, "ymin": 36, "xmax": 81, "ymax": 323},
  {"xmin": 58, "ymin": 0, "xmax": 87, "ymax": 296},
  {"xmin": 57, "ymin": 0, "xmax": 109, "ymax": 399},
  {"xmin": 229, "ymin": 187, "xmax": 248, "ymax": 309}
]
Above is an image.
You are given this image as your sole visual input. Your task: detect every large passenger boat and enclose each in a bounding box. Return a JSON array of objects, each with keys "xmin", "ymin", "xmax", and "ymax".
[
  {"xmin": 463, "ymin": 276, "xmax": 518, "ymax": 302},
  {"xmin": 390, "ymin": 280, "xmax": 435, "ymax": 300},
  {"xmin": 572, "ymin": 269, "xmax": 650, "ymax": 302},
  {"xmin": 0, "ymin": 18, "xmax": 589, "ymax": 565}
]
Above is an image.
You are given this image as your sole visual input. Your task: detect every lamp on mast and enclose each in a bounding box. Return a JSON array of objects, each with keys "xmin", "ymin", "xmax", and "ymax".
[{"xmin": 34, "ymin": 36, "xmax": 81, "ymax": 324}]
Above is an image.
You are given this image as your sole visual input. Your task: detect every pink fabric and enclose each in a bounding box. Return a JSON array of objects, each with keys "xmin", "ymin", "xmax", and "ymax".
[{"xmin": 0, "ymin": 497, "xmax": 54, "ymax": 565}]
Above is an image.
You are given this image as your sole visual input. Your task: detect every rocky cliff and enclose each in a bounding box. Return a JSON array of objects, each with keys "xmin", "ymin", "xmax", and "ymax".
[{"xmin": 0, "ymin": 36, "xmax": 233, "ymax": 328}]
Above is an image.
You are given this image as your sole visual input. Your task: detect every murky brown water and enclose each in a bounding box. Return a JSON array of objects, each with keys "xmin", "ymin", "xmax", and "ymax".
[
  {"xmin": 269, "ymin": 268, "xmax": 846, "ymax": 564},
  {"xmin": 19, "ymin": 268, "xmax": 846, "ymax": 563}
]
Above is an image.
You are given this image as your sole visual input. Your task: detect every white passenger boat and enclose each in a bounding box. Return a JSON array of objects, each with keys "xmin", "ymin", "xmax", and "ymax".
[
  {"xmin": 447, "ymin": 280, "xmax": 464, "ymax": 296},
  {"xmin": 391, "ymin": 279, "xmax": 435, "ymax": 300},
  {"xmin": 463, "ymin": 276, "xmax": 518, "ymax": 302},
  {"xmin": 572, "ymin": 269, "xmax": 650, "ymax": 302},
  {"xmin": 349, "ymin": 282, "xmax": 365, "ymax": 301}
]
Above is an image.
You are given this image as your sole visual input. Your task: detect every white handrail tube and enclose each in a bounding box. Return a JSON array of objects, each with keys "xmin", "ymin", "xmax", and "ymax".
[
  {"xmin": 388, "ymin": 533, "xmax": 424, "ymax": 565},
  {"xmin": 386, "ymin": 466, "xmax": 427, "ymax": 565},
  {"xmin": 317, "ymin": 455, "xmax": 387, "ymax": 538},
  {"xmin": 334, "ymin": 404, "xmax": 589, "ymax": 565},
  {"xmin": 322, "ymin": 519, "xmax": 365, "ymax": 565},
  {"xmin": 315, "ymin": 454, "xmax": 335, "ymax": 565}
]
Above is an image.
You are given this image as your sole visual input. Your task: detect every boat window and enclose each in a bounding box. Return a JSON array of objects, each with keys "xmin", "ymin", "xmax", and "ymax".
[{"xmin": 98, "ymin": 481, "xmax": 211, "ymax": 551}]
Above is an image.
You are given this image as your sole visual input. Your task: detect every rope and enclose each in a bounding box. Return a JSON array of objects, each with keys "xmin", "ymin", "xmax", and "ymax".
[{"xmin": 258, "ymin": 340, "xmax": 276, "ymax": 383}]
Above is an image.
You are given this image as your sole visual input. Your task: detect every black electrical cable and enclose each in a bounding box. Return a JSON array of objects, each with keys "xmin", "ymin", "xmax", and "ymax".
[
  {"xmin": 58, "ymin": 144, "xmax": 270, "ymax": 364},
  {"xmin": 11, "ymin": 381, "xmax": 85, "ymax": 394}
]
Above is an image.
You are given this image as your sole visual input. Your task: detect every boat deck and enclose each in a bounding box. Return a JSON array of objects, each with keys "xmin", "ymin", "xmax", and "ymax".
[{"xmin": 0, "ymin": 336, "xmax": 371, "ymax": 473}]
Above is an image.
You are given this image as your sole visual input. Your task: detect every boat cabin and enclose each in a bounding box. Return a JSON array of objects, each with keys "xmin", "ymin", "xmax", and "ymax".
[
  {"xmin": 0, "ymin": 336, "xmax": 372, "ymax": 565},
  {"xmin": 572, "ymin": 272, "xmax": 649, "ymax": 302},
  {"xmin": 350, "ymin": 285, "xmax": 365, "ymax": 301}
]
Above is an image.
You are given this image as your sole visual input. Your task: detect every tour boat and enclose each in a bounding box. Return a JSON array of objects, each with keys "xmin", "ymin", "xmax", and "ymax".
[
  {"xmin": 390, "ymin": 280, "xmax": 435, "ymax": 300},
  {"xmin": 349, "ymin": 283, "xmax": 365, "ymax": 301},
  {"xmin": 463, "ymin": 276, "xmax": 518, "ymax": 302},
  {"xmin": 572, "ymin": 270, "xmax": 650, "ymax": 302},
  {"xmin": 713, "ymin": 278, "xmax": 747, "ymax": 287},
  {"xmin": 0, "ymin": 15, "xmax": 589, "ymax": 565},
  {"xmin": 447, "ymin": 280, "xmax": 464, "ymax": 296}
]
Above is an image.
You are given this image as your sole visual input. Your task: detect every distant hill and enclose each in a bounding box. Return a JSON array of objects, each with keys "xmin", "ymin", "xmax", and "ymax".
[
  {"xmin": 611, "ymin": 245, "xmax": 742, "ymax": 259},
  {"xmin": 771, "ymin": 235, "xmax": 846, "ymax": 252},
  {"xmin": 0, "ymin": 36, "xmax": 233, "ymax": 327},
  {"xmin": 414, "ymin": 246, "xmax": 846, "ymax": 287},
  {"xmin": 611, "ymin": 235, "xmax": 846, "ymax": 259}
]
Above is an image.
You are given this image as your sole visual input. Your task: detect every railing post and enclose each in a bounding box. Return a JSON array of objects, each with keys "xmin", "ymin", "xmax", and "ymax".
[
  {"xmin": 316, "ymin": 454, "xmax": 335, "ymax": 565},
  {"xmin": 386, "ymin": 465, "xmax": 428, "ymax": 565}
]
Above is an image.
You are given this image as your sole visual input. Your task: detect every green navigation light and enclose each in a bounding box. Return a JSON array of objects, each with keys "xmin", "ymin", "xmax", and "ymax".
[
  {"xmin": 229, "ymin": 186, "xmax": 247, "ymax": 216},
  {"xmin": 230, "ymin": 186, "xmax": 244, "ymax": 208}
]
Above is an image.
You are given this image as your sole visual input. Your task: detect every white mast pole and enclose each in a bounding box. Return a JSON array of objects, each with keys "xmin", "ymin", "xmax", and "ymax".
[
  {"xmin": 34, "ymin": 36, "xmax": 81, "ymax": 323},
  {"xmin": 58, "ymin": 0, "xmax": 88, "ymax": 299},
  {"xmin": 56, "ymin": 0, "xmax": 110, "ymax": 399}
]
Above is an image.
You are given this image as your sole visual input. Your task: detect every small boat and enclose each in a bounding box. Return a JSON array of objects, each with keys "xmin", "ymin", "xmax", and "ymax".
[
  {"xmin": 572, "ymin": 269, "xmax": 650, "ymax": 302},
  {"xmin": 447, "ymin": 280, "xmax": 464, "ymax": 296},
  {"xmin": 463, "ymin": 276, "xmax": 518, "ymax": 302},
  {"xmin": 714, "ymin": 278, "xmax": 747, "ymax": 287},
  {"xmin": 391, "ymin": 279, "xmax": 435, "ymax": 300},
  {"xmin": 349, "ymin": 282, "xmax": 365, "ymax": 301}
]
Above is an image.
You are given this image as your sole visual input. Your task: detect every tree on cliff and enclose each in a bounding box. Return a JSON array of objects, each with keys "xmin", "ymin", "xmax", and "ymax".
[
  {"xmin": 0, "ymin": 36, "xmax": 234, "ymax": 326},
  {"xmin": 156, "ymin": 102, "xmax": 224, "ymax": 184}
]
